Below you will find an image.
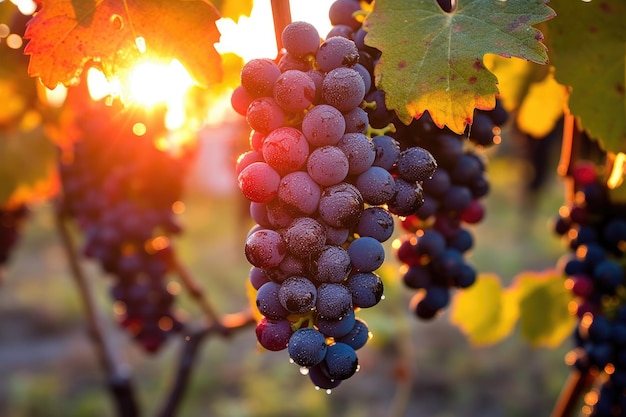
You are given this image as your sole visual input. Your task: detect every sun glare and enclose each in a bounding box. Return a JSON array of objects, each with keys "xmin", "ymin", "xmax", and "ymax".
[
  {"xmin": 215, "ymin": 0, "xmax": 335, "ymax": 62},
  {"xmin": 86, "ymin": 59, "xmax": 194, "ymax": 131},
  {"xmin": 127, "ymin": 60, "xmax": 194, "ymax": 108}
]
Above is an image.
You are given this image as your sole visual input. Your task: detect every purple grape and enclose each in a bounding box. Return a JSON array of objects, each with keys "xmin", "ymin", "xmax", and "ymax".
[
  {"xmin": 307, "ymin": 145, "xmax": 350, "ymax": 186},
  {"xmin": 262, "ymin": 126, "xmax": 309, "ymax": 176},
  {"xmin": 387, "ymin": 178, "xmax": 425, "ymax": 217},
  {"xmin": 396, "ymin": 147, "xmax": 437, "ymax": 182},
  {"xmin": 256, "ymin": 281, "xmax": 290, "ymax": 319},
  {"xmin": 314, "ymin": 245, "xmax": 352, "ymax": 283},
  {"xmin": 317, "ymin": 309, "xmax": 356, "ymax": 338},
  {"xmin": 273, "ymin": 70, "xmax": 316, "ymax": 112},
  {"xmin": 283, "ymin": 217, "xmax": 326, "ymax": 258},
  {"xmin": 343, "ymin": 106, "xmax": 369, "ymax": 134},
  {"xmin": 347, "ymin": 236, "xmax": 385, "ymax": 272},
  {"xmin": 355, "ymin": 166, "xmax": 397, "ymax": 205},
  {"xmin": 278, "ymin": 276, "xmax": 318, "ymax": 314},
  {"xmin": 241, "ymin": 58, "xmax": 282, "ymax": 97},
  {"xmin": 288, "ymin": 327, "xmax": 328, "ymax": 367},
  {"xmin": 337, "ymin": 132, "xmax": 375, "ymax": 175},
  {"xmin": 318, "ymin": 182, "xmax": 364, "ymax": 228},
  {"xmin": 328, "ymin": 0, "xmax": 362, "ymax": 30},
  {"xmin": 336, "ymin": 318, "xmax": 369, "ymax": 350},
  {"xmin": 346, "ymin": 272, "xmax": 384, "ymax": 308},
  {"xmin": 277, "ymin": 171, "xmax": 322, "ymax": 215},
  {"xmin": 281, "ymin": 21, "xmax": 321, "ymax": 58},
  {"xmin": 301, "ymin": 104, "xmax": 346, "ymax": 146},
  {"xmin": 316, "ymin": 35, "xmax": 359, "ymax": 72},
  {"xmin": 354, "ymin": 206, "xmax": 394, "ymax": 242},
  {"xmin": 322, "ymin": 67, "xmax": 366, "ymax": 111},
  {"xmin": 316, "ymin": 283, "xmax": 353, "ymax": 320},
  {"xmin": 372, "ymin": 135, "xmax": 400, "ymax": 170},
  {"xmin": 256, "ymin": 317, "xmax": 293, "ymax": 351},
  {"xmin": 324, "ymin": 342, "xmax": 358, "ymax": 380},
  {"xmin": 246, "ymin": 97, "xmax": 286, "ymax": 134},
  {"xmin": 244, "ymin": 229, "xmax": 286, "ymax": 269}
]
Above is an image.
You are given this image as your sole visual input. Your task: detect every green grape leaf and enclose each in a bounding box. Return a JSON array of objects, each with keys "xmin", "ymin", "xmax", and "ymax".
[
  {"xmin": 449, "ymin": 273, "xmax": 519, "ymax": 346},
  {"xmin": 363, "ymin": 0, "xmax": 555, "ymax": 134},
  {"xmin": 211, "ymin": 0, "xmax": 252, "ymax": 22},
  {"xmin": 547, "ymin": 0, "xmax": 626, "ymax": 153},
  {"xmin": 512, "ymin": 270, "xmax": 576, "ymax": 348},
  {"xmin": 24, "ymin": 0, "xmax": 222, "ymax": 89},
  {"xmin": 0, "ymin": 122, "xmax": 59, "ymax": 207}
]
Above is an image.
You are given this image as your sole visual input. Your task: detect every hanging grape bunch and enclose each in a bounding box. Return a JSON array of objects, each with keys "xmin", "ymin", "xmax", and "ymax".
[
  {"xmin": 390, "ymin": 103, "xmax": 507, "ymax": 320},
  {"xmin": 320, "ymin": 0, "xmax": 509, "ymax": 320},
  {"xmin": 57, "ymin": 85, "xmax": 196, "ymax": 353},
  {"xmin": 232, "ymin": 9, "xmax": 437, "ymax": 388},
  {"xmin": 552, "ymin": 160, "xmax": 626, "ymax": 416}
]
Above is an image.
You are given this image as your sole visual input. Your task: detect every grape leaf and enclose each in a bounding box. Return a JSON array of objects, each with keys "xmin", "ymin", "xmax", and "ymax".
[
  {"xmin": 211, "ymin": 0, "xmax": 252, "ymax": 22},
  {"xmin": 449, "ymin": 273, "xmax": 519, "ymax": 346},
  {"xmin": 547, "ymin": 0, "xmax": 626, "ymax": 153},
  {"xmin": 363, "ymin": 0, "xmax": 555, "ymax": 134},
  {"xmin": 0, "ymin": 121, "xmax": 59, "ymax": 207},
  {"xmin": 24, "ymin": 0, "xmax": 222, "ymax": 89},
  {"xmin": 516, "ymin": 67, "xmax": 568, "ymax": 138},
  {"xmin": 512, "ymin": 270, "xmax": 576, "ymax": 348}
]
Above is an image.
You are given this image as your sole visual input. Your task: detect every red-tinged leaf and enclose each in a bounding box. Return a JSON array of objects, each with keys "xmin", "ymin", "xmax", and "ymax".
[
  {"xmin": 23, "ymin": 0, "xmax": 222, "ymax": 89},
  {"xmin": 363, "ymin": 0, "xmax": 555, "ymax": 134},
  {"xmin": 212, "ymin": 0, "xmax": 252, "ymax": 22},
  {"xmin": 0, "ymin": 121, "xmax": 59, "ymax": 207},
  {"xmin": 547, "ymin": 0, "xmax": 626, "ymax": 153}
]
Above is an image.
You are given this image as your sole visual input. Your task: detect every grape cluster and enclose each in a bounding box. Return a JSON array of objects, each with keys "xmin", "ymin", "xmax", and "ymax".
[
  {"xmin": 390, "ymin": 106, "xmax": 506, "ymax": 319},
  {"xmin": 553, "ymin": 161, "xmax": 626, "ymax": 416},
  {"xmin": 233, "ymin": 16, "xmax": 436, "ymax": 390},
  {"xmin": 320, "ymin": 0, "xmax": 507, "ymax": 320},
  {"xmin": 58, "ymin": 86, "xmax": 194, "ymax": 352},
  {"xmin": 0, "ymin": 205, "xmax": 28, "ymax": 267}
]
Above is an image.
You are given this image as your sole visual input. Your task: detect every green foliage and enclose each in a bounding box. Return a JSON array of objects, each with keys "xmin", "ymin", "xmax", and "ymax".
[
  {"xmin": 450, "ymin": 270, "xmax": 576, "ymax": 348},
  {"xmin": 23, "ymin": 0, "xmax": 223, "ymax": 89},
  {"xmin": 515, "ymin": 270, "xmax": 577, "ymax": 348},
  {"xmin": 0, "ymin": 124, "xmax": 58, "ymax": 206},
  {"xmin": 363, "ymin": 0, "xmax": 555, "ymax": 134},
  {"xmin": 547, "ymin": 0, "xmax": 626, "ymax": 153},
  {"xmin": 450, "ymin": 273, "xmax": 519, "ymax": 345}
]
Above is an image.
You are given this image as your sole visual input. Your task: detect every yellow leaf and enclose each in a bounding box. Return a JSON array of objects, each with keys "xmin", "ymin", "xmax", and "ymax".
[
  {"xmin": 512, "ymin": 269, "xmax": 577, "ymax": 348},
  {"xmin": 516, "ymin": 68, "xmax": 569, "ymax": 138},
  {"xmin": 450, "ymin": 273, "xmax": 519, "ymax": 346}
]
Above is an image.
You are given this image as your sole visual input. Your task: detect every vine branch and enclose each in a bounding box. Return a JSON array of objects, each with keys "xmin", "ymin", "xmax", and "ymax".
[
  {"xmin": 171, "ymin": 251, "xmax": 221, "ymax": 325},
  {"xmin": 270, "ymin": 0, "xmax": 292, "ymax": 53},
  {"xmin": 550, "ymin": 369, "xmax": 595, "ymax": 417},
  {"xmin": 557, "ymin": 110, "xmax": 579, "ymax": 205},
  {"xmin": 157, "ymin": 310, "xmax": 256, "ymax": 417},
  {"xmin": 55, "ymin": 207, "xmax": 138, "ymax": 417}
]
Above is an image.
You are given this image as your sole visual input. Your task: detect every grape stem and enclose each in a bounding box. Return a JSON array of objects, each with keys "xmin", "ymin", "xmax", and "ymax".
[
  {"xmin": 55, "ymin": 207, "xmax": 139, "ymax": 417},
  {"xmin": 550, "ymin": 369, "xmax": 595, "ymax": 417},
  {"xmin": 157, "ymin": 310, "xmax": 256, "ymax": 417},
  {"xmin": 171, "ymin": 251, "xmax": 221, "ymax": 325},
  {"xmin": 557, "ymin": 110, "xmax": 579, "ymax": 205},
  {"xmin": 270, "ymin": 0, "xmax": 291, "ymax": 52}
]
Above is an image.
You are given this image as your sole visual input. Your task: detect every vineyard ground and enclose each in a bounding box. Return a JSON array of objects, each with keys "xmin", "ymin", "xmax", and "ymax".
[{"xmin": 0, "ymin": 128, "xmax": 574, "ymax": 417}]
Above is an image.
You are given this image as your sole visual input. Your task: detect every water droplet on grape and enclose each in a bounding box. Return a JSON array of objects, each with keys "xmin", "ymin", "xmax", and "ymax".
[
  {"xmin": 289, "ymin": 358, "xmax": 295, "ymax": 364},
  {"xmin": 326, "ymin": 389, "xmax": 332, "ymax": 394},
  {"xmin": 299, "ymin": 366, "xmax": 309, "ymax": 375},
  {"xmin": 381, "ymin": 295, "xmax": 386, "ymax": 300}
]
